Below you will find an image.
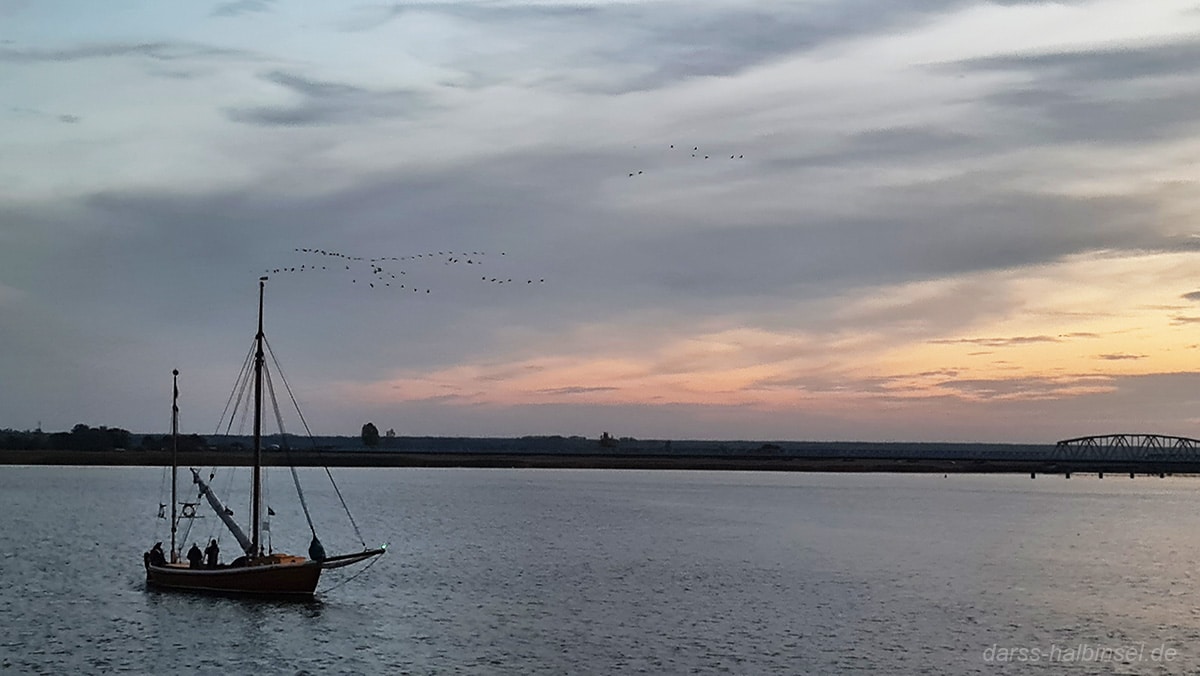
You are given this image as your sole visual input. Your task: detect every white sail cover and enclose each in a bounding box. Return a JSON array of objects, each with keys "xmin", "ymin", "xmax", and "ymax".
[{"xmin": 190, "ymin": 468, "xmax": 254, "ymax": 555}]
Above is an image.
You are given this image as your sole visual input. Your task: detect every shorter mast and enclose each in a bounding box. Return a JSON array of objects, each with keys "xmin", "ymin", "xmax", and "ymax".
[{"xmin": 170, "ymin": 368, "xmax": 179, "ymax": 564}]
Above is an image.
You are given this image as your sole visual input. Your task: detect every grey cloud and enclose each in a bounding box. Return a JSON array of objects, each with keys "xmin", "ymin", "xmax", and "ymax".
[
  {"xmin": 384, "ymin": 392, "xmax": 481, "ymax": 405},
  {"xmin": 0, "ymin": 41, "xmax": 247, "ymax": 63},
  {"xmin": 777, "ymin": 368, "xmax": 964, "ymax": 394},
  {"xmin": 25, "ymin": 136, "xmax": 1195, "ymax": 359},
  {"xmin": 538, "ymin": 386, "xmax": 620, "ymax": 395},
  {"xmin": 951, "ymin": 38, "xmax": 1200, "ymax": 83},
  {"xmin": 934, "ymin": 375, "xmax": 1111, "ymax": 400},
  {"xmin": 941, "ymin": 36, "xmax": 1200, "ymax": 146},
  {"xmin": 9, "ymin": 106, "xmax": 81, "ymax": 124},
  {"xmin": 381, "ymin": 2, "xmax": 600, "ymax": 21},
  {"xmin": 274, "ymin": 146, "xmax": 1197, "ymax": 343},
  {"xmin": 225, "ymin": 70, "xmax": 432, "ymax": 126},
  {"xmin": 1096, "ymin": 353, "xmax": 1145, "ymax": 361},
  {"xmin": 928, "ymin": 336, "xmax": 1060, "ymax": 347},
  {"xmin": 916, "ymin": 369, "xmax": 960, "ymax": 377},
  {"xmin": 211, "ymin": 0, "xmax": 275, "ymax": 17},
  {"xmin": 1183, "ymin": 291, "xmax": 1200, "ymax": 302},
  {"xmin": 616, "ymin": 0, "xmax": 973, "ymax": 92},
  {"xmin": 772, "ymin": 127, "xmax": 981, "ymax": 170},
  {"xmin": 982, "ymin": 86, "xmax": 1200, "ymax": 145},
  {"xmin": 604, "ymin": 182, "xmax": 1188, "ymax": 309},
  {"xmin": 366, "ymin": 0, "xmax": 974, "ymax": 93},
  {"xmin": 30, "ymin": 172, "xmax": 583, "ymax": 381}
]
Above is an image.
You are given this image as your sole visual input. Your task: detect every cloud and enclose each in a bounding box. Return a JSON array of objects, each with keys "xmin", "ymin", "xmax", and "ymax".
[
  {"xmin": 225, "ymin": 70, "xmax": 433, "ymax": 126},
  {"xmin": 538, "ymin": 386, "xmax": 620, "ymax": 395},
  {"xmin": 211, "ymin": 0, "xmax": 275, "ymax": 17},
  {"xmin": 9, "ymin": 106, "xmax": 81, "ymax": 124},
  {"xmin": 1095, "ymin": 353, "xmax": 1145, "ymax": 361},
  {"xmin": 1183, "ymin": 291, "xmax": 1200, "ymax": 302},
  {"xmin": 928, "ymin": 335, "xmax": 1060, "ymax": 347},
  {"xmin": 951, "ymin": 38, "xmax": 1200, "ymax": 84},
  {"xmin": 933, "ymin": 374, "xmax": 1114, "ymax": 401},
  {"xmin": 0, "ymin": 42, "xmax": 247, "ymax": 63},
  {"xmin": 771, "ymin": 126, "xmax": 980, "ymax": 169},
  {"xmin": 985, "ymin": 86, "xmax": 1200, "ymax": 145},
  {"xmin": 944, "ymin": 36, "xmax": 1200, "ymax": 145},
  {"xmin": 600, "ymin": 176, "xmax": 1195, "ymax": 310},
  {"xmin": 356, "ymin": 0, "xmax": 977, "ymax": 93}
]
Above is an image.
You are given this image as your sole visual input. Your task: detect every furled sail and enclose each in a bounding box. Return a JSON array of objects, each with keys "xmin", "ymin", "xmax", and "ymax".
[{"xmin": 191, "ymin": 468, "xmax": 254, "ymax": 555}]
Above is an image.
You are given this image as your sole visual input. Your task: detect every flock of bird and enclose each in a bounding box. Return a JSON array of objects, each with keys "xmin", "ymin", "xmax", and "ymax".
[
  {"xmin": 627, "ymin": 143, "xmax": 747, "ymax": 178},
  {"xmin": 258, "ymin": 140, "xmax": 743, "ymax": 293},
  {"xmin": 264, "ymin": 248, "xmax": 545, "ymax": 294}
]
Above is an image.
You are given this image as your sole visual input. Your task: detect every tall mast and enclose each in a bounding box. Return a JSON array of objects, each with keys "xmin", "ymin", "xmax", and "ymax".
[
  {"xmin": 170, "ymin": 368, "xmax": 179, "ymax": 563},
  {"xmin": 251, "ymin": 276, "xmax": 266, "ymax": 557}
]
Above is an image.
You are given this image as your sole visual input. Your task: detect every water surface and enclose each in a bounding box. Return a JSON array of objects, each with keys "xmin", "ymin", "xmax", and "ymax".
[{"xmin": 2, "ymin": 467, "xmax": 1197, "ymax": 674}]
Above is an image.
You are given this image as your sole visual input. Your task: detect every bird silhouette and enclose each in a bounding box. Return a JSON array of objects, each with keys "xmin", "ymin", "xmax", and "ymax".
[
  {"xmin": 270, "ymin": 246, "xmax": 546, "ymax": 297},
  {"xmin": 624, "ymin": 142, "xmax": 747, "ymax": 177}
]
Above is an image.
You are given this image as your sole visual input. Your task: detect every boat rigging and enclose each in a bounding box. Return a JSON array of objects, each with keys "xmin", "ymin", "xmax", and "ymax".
[{"xmin": 144, "ymin": 276, "xmax": 385, "ymax": 596}]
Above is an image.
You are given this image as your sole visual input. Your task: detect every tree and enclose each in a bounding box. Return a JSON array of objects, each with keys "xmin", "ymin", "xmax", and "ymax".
[{"xmin": 361, "ymin": 422, "xmax": 380, "ymax": 447}]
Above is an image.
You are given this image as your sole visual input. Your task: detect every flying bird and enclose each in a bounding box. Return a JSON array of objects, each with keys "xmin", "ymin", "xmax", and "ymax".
[{"xmin": 272, "ymin": 246, "xmax": 545, "ymax": 297}]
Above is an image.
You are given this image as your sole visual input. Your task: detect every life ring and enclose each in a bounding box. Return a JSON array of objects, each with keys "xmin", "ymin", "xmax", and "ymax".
[{"xmin": 181, "ymin": 503, "xmax": 196, "ymax": 518}]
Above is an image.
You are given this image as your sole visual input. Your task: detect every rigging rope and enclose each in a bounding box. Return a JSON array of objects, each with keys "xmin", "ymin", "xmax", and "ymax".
[
  {"xmin": 186, "ymin": 330, "xmax": 375, "ymax": 562},
  {"xmin": 264, "ymin": 362, "xmax": 318, "ymax": 539},
  {"xmin": 316, "ymin": 549, "xmax": 386, "ymax": 595},
  {"xmin": 216, "ymin": 341, "xmax": 257, "ymax": 436},
  {"xmin": 264, "ymin": 336, "xmax": 367, "ymax": 548}
]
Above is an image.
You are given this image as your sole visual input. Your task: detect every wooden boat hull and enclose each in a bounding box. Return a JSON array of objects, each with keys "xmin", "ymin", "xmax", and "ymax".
[{"xmin": 146, "ymin": 560, "xmax": 322, "ymax": 597}]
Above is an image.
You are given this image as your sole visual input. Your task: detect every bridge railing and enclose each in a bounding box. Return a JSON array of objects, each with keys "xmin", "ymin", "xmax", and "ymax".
[{"xmin": 1054, "ymin": 434, "xmax": 1200, "ymax": 462}]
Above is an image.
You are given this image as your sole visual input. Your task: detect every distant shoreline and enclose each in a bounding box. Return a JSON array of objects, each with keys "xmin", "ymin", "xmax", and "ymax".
[{"xmin": 1, "ymin": 449, "xmax": 1194, "ymax": 475}]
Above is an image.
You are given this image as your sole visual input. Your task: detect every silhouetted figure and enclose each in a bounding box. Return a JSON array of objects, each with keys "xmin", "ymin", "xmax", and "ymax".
[
  {"xmin": 147, "ymin": 542, "xmax": 166, "ymax": 567},
  {"xmin": 187, "ymin": 543, "xmax": 203, "ymax": 569},
  {"xmin": 204, "ymin": 539, "xmax": 220, "ymax": 569},
  {"xmin": 309, "ymin": 536, "xmax": 327, "ymax": 563}
]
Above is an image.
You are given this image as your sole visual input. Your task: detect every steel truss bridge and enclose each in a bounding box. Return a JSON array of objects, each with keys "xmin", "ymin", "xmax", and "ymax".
[{"xmin": 1054, "ymin": 434, "xmax": 1200, "ymax": 462}]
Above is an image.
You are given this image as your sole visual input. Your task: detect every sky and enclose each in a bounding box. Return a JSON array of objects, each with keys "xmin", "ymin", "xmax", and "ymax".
[{"xmin": 4, "ymin": 0, "xmax": 1200, "ymax": 443}]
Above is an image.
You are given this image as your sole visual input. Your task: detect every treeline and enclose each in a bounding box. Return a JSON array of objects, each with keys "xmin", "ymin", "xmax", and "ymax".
[{"xmin": 0, "ymin": 424, "xmax": 208, "ymax": 452}]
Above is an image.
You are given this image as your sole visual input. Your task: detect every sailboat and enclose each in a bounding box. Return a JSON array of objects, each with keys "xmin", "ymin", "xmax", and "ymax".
[{"xmin": 144, "ymin": 276, "xmax": 385, "ymax": 596}]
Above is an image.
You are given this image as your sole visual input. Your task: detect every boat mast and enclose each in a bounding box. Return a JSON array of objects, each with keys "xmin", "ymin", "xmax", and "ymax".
[
  {"xmin": 251, "ymin": 276, "xmax": 266, "ymax": 558},
  {"xmin": 170, "ymin": 368, "xmax": 179, "ymax": 564}
]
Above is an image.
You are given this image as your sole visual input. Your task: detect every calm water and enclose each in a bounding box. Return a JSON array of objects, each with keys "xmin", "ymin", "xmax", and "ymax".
[{"xmin": 2, "ymin": 467, "xmax": 1200, "ymax": 674}]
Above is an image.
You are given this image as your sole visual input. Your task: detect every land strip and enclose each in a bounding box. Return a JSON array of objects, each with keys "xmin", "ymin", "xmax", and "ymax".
[{"xmin": 2, "ymin": 449, "xmax": 1195, "ymax": 475}]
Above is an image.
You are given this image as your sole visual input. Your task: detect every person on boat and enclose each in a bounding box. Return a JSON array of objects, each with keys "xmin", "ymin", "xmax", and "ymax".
[
  {"xmin": 147, "ymin": 542, "xmax": 166, "ymax": 567},
  {"xmin": 204, "ymin": 539, "xmax": 220, "ymax": 568},
  {"xmin": 187, "ymin": 543, "xmax": 203, "ymax": 569}
]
